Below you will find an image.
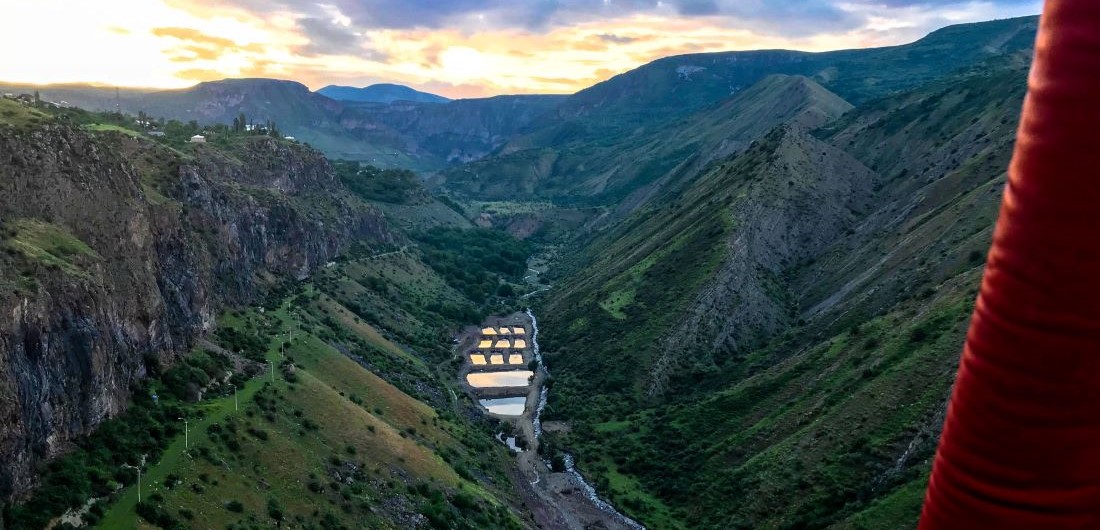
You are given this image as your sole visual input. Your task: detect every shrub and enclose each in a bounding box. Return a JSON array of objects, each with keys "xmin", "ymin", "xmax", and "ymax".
[{"xmin": 267, "ymin": 498, "xmax": 284, "ymax": 523}]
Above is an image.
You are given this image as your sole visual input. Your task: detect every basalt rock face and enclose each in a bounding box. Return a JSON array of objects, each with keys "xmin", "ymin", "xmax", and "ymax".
[{"xmin": 0, "ymin": 125, "xmax": 391, "ymax": 500}]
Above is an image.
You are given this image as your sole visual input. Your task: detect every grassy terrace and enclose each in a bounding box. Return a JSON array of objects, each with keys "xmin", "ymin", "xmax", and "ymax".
[
  {"xmin": 84, "ymin": 123, "xmax": 144, "ymax": 137},
  {"xmin": 3, "ymin": 219, "xmax": 101, "ymax": 278},
  {"xmin": 0, "ymin": 98, "xmax": 49, "ymax": 128}
]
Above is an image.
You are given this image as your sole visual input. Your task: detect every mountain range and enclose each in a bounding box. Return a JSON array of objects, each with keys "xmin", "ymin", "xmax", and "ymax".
[
  {"xmin": 317, "ymin": 83, "xmax": 450, "ymax": 104},
  {"xmin": 1, "ymin": 15, "xmax": 1035, "ymax": 177},
  {"xmin": 0, "ymin": 79, "xmax": 561, "ymax": 171}
]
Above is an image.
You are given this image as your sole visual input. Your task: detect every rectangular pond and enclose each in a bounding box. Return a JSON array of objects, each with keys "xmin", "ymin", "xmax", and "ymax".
[
  {"xmin": 480, "ymin": 396, "xmax": 527, "ymax": 416},
  {"xmin": 466, "ymin": 371, "xmax": 534, "ymax": 388}
]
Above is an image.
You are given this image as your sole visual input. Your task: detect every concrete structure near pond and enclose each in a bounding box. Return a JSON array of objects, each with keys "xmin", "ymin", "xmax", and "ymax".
[
  {"xmin": 456, "ymin": 311, "xmax": 544, "ymax": 437},
  {"xmin": 460, "ymin": 314, "xmax": 536, "ymax": 416}
]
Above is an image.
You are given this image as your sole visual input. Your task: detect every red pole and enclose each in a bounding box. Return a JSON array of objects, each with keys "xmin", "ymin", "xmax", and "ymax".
[{"xmin": 919, "ymin": 2, "xmax": 1100, "ymax": 529}]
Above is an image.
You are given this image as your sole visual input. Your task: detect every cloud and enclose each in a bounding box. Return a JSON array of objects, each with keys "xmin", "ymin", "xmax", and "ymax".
[
  {"xmin": 848, "ymin": 0, "xmax": 1035, "ymax": 5},
  {"xmin": 182, "ymin": 0, "xmax": 860, "ymax": 36},
  {"xmin": 597, "ymin": 33, "xmax": 638, "ymax": 44},
  {"xmin": 675, "ymin": 0, "xmax": 719, "ymax": 16},
  {"xmin": 174, "ymin": 67, "xmax": 228, "ymax": 82},
  {"xmin": 0, "ymin": 0, "xmax": 1042, "ymax": 97},
  {"xmin": 152, "ymin": 26, "xmax": 237, "ymax": 48},
  {"xmin": 294, "ymin": 16, "xmax": 362, "ymax": 56},
  {"xmin": 152, "ymin": 26, "xmax": 266, "ymax": 63}
]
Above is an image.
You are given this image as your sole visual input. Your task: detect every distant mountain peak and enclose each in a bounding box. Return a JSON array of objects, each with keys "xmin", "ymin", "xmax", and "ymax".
[
  {"xmin": 317, "ymin": 83, "xmax": 450, "ymax": 104},
  {"xmin": 192, "ymin": 78, "xmax": 311, "ymax": 92}
]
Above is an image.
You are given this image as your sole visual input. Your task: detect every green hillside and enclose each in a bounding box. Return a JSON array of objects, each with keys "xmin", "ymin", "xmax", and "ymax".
[
  {"xmin": 532, "ymin": 63, "xmax": 1029, "ymax": 529},
  {"xmin": 0, "ymin": 99, "xmax": 542, "ymax": 530},
  {"xmin": 5, "ymin": 244, "xmax": 537, "ymax": 530}
]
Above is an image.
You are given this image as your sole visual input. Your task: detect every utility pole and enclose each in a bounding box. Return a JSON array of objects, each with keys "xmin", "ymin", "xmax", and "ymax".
[
  {"xmin": 123, "ymin": 464, "xmax": 142, "ymax": 503},
  {"xmin": 178, "ymin": 417, "xmax": 189, "ymax": 450},
  {"xmin": 231, "ymin": 384, "xmax": 238, "ymax": 411},
  {"xmin": 269, "ymin": 360, "xmax": 275, "ymax": 383}
]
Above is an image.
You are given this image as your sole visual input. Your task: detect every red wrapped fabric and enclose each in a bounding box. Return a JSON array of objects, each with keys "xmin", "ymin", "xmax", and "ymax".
[{"xmin": 919, "ymin": 2, "xmax": 1100, "ymax": 529}]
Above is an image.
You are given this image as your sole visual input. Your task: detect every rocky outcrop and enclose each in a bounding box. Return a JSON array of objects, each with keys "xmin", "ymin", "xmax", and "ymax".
[
  {"xmin": 647, "ymin": 128, "xmax": 877, "ymax": 396},
  {"xmin": 0, "ymin": 125, "xmax": 391, "ymax": 500}
]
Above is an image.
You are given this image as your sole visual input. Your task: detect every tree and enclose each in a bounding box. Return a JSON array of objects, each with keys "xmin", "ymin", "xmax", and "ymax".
[
  {"xmin": 267, "ymin": 498, "xmax": 284, "ymax": 525},
  {"xmin": 33, "ymin": 90, "xmax": 40, "ymax": 105}
]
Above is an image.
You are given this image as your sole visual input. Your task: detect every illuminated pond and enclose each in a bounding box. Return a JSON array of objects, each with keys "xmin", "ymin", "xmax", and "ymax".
[
  {"xmin": 481, "ymin": 397, "xmax": 527, "ymax": 416},
  {"xmin": 466, "ymin": 371, "xmax": 534, "ymax": 388}
]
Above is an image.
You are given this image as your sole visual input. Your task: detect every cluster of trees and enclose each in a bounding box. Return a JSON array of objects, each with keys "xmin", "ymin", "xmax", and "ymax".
[
  {"xmin": 332, "ymin": 161, "xmax": 425, "ymax": 204},
  {"xmin": 413, "ymin": 227, "xmax": 532, "ymax": 304},
  {"xmin": 230, "ymin": 112, "xmax": 281, "ymax": 138}
]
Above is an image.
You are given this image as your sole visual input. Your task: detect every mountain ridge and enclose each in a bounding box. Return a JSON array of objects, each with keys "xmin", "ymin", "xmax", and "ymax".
[
  {"xmin": 318, "ymin": 83, "xmax": 450, "ymax": 104},
  {"xmin": 0, "ymin": 15, "xmax": 1039, "ymax": 176}
]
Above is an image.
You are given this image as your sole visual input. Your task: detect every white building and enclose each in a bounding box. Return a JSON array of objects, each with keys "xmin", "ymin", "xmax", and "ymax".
[{"xmin": 189, "ymin": 135, "xmax": 206, "ymax": 143}]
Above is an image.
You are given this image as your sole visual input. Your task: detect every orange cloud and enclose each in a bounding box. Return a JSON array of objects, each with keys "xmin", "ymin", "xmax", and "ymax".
[
  {"xmin": 174, "ymin": 67, "xmax": 226, "ymax": 82},
  {"xmin": 152, "ymin": 26, "xmax": 236, "ymax": 47},
  {"xmin": 0, "ymin": 0, "xmax": 1042, "ymax": 98}
]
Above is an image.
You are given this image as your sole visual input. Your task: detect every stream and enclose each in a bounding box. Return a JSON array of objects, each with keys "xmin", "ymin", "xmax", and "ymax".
[{"xmin": 525, "ymin": 309, "xmax": 647, "ymax": 530}]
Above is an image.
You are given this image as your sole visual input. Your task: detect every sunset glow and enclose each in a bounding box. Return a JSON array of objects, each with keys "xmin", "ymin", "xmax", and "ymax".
[{"xmin": 0, "ymin": 0, "xmax": 1040, "ymax": 97}]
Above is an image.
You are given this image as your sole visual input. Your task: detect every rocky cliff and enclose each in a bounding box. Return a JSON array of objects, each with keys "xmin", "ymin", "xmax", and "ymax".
[{"xmin": 0, "ymin": 120, "xmax": 392, "ymax": 500}]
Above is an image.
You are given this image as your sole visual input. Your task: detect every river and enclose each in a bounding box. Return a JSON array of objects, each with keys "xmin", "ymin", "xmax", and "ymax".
[{"xmin": 525, "ymin": 309, "xmax": 646, "ymax": 530}]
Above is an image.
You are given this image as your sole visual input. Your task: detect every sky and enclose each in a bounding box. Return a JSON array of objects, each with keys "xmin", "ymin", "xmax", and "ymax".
[{"xmin": 0, "ymin": 0, "xmax": 1040, "ymax": 98}]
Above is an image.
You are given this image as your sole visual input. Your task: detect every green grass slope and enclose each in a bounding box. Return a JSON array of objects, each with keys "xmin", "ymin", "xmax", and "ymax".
[
  {"xmin": 85, "ymin": 283, "xmax": 526, "ymax": 530},
  {"xmin": 534, "ymin": 63, "xmax": 1029, "ymax": 530}
]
